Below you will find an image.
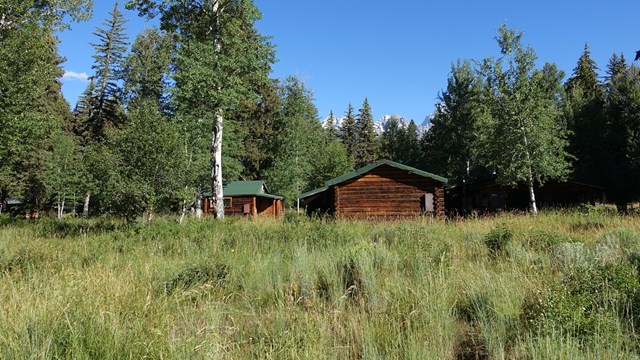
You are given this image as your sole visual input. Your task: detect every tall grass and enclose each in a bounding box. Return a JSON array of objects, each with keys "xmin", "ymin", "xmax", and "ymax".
[{"xmin": 1, "ymin": 209, "xmax": 640, "ymax": 358}]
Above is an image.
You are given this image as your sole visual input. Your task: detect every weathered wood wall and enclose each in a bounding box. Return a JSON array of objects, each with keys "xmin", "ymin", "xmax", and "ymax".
[
  {"xmin": 256, "ymin": 198, "xmax": 284, "ymax": 217},
  {"xmin": 334, "ymin": 164, "xmax": 445, "ymax": 219},
  {"xmin": 204, "ymin": 196, "xmax": 283, "ymax": 217}
]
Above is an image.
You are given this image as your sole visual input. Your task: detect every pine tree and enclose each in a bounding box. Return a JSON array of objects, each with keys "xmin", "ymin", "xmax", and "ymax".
[
  {"xmin": 87, "ymin": 0, "xmax": 129, "ymax": 140},
  {"xmin": 355, "ymin": 97, "xmax": 379, "ymax": 167},
  {"xmin": 380, "ymin": 116, "xmax": 402, "ymax": 161},
  {"xmin": 122, "ymin": 27, "xmax": 175, "ymax": 110},
  {"xmin": 324, "ymin": 110, "xmax": 340, "ymax": 141},
  {"xmin": 401, "ymin": 120, "xmax": 420, "ymax": 167},
  {"xmin": 340, "ymin": 103, "xmax": 357, "ymax": 159},
  {"xmin": 0, "ymin": 23, "xmax": 73, "ymax": 213},
  {"xmin": 421, "ymin": 60, "xmax": 484, "ymax": 184},
  {"xmin": 266, "ymin": 76, "xmax": 322, "ymax": 205},
  {"xmin": 603, "ymin": 53, "xmax": 640, "ymax": 211},
  {"xmin": 564, "ymin": 44, "xmax": 606, "ymax": 184}
]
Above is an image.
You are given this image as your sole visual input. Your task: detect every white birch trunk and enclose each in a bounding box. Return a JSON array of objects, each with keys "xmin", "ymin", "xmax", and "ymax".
[
  {"xmin": 211, "ymin": 110, "xmax": 224, "ymax": 219},
  {"xmin": 527, "ymin": 173, "xmax": 538, "ymax": 215},
  {"xmin": 82, "ymin": 191, "xmax": 90, "ymax": 217},
  {"xmin": 179, "ymin": 200, "xmax": 187, "ymax": 224},
  {"xmin": 520, "ymin": 122, "xmax": 538, "ymax": 215},
  {"xmin": 195, "ymin": 195, "xmax": 203, "ymax": 218},
  {"xmin": 210, "ymin": 0, "xmax": 224, "ymax": 220}
]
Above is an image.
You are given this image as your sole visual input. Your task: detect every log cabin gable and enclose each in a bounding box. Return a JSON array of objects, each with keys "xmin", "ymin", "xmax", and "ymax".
[{"xmin": 301, "ymin": 159, "xmax": 448, "ymax": 218}]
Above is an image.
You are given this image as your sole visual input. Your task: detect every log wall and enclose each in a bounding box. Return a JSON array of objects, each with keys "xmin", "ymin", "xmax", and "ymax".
[{"xmin": 334, "ymin": 165, "xmax": 446, "ymax": 219}]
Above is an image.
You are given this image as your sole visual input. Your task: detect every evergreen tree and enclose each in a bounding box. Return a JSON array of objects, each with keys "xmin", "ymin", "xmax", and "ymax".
[
  {"xmin": 87, "ymin": 0, "xmax": 129, "ymax": 140},
  {"xmin": 266, "ymin": 76, "xmax": 322, "ymax": 206},
  {"xmin": 340, "ymin": 103, "xmax": 357, "ymax": 159},
  {"xmin": 0, "ymin": 23, "xmax": 72, "ymax": 213},
  {"xmin": 401, "ymin": 120, "xmax": 420, "ymax": 167},
  {"xmin": 603, "ymin": 54, "xmax": 640, "ymax": 211},
  {"xmin": 355, "ymin": 97, "xmax": 379, "ymax": 167},
  {"xmin": 564, "ymin": 45, "xmax": 606, "ymax": 185},
  {"xmin": 421, "ymin": 60, "xmax": 485, "ymax": 184},
  {"xmin": 324, "ymin": 110, "xmax": 340, "ymax": 141},
  {"xmin": 122, "ymin": 27, "xmax": 175, "ymax": 110},
  {"xmin": 380, "ymin": 116, "xmax": 403, "ymax": 161},
  {"xmin": 236, "ymin": 79, "xmax": 281, "ymax": 180},
  {"xmin": 477, "ymin": 24, "xmax": 570, "ymax": 214}
]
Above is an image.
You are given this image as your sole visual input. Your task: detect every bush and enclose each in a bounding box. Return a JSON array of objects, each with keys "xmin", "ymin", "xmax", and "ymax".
[
  {"xmin": 162, "ymin": 263, "xmax": 229, "ymax": 295},
  {"xmin": 484, "ymin": 224, "xmax": 513, "ymax": 256},
  {"xmin": 522, "ymin": 263, "xmax": 639, "ymax": 338}
]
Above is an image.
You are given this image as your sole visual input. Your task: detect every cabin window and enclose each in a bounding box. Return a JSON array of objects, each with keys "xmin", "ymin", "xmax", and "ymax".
[
  {"xmin": 422, "ymin": 193, "xmax": 434, "ymax": 212},
  {"xmin": 223, "ymin": 197, "xmax": 232, "ymax": 208}
]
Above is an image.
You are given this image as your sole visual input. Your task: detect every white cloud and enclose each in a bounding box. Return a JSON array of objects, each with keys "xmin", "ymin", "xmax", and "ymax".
[{"xmin": 62, "ymin": 71, "xmax": 89, "ymax": 82}]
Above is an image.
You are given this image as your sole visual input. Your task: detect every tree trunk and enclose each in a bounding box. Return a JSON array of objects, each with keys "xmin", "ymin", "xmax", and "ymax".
[
  {"xmin": 179, "ymin": 200, "xmax": 187, "ymax": 224},
  {"xmin": 211, "ymin": 110, "xmax": 224, "ymax": 219},
  {"xmin": 210, "ymin": 0, "xmax": 224, "ymax": 220},
  {"xmin": 195, "ymin": 194, "xmax": 203, "ymax": 218},
  {"xmin": 527, "ymin": 172, "xmax": 538, "ymax": 215},
  {"xmin": 82, "ymin": 191, "xmax": 90, "ymax": 217}
]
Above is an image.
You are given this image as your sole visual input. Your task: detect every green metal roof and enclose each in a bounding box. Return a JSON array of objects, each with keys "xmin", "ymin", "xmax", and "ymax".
[
  {"xmin": 299, "ymin": 159, "xmax": 448, "ymax": 200},
  {"xmin": 299, "ymin": 186, "xmax": 329, "ymax": 200},
  {"xmin": 204, "ymin": 180, "xmax": 283, "ymax": 199}
]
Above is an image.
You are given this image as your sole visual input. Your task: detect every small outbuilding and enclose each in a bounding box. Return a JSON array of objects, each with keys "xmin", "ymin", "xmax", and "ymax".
[
  {"xmin": 204, "ymin": 181, "xmax": 284, "ymax": 217},
  {"xmin": 299, "ymin": 159, "xmax": 448, "ymax": 219}
]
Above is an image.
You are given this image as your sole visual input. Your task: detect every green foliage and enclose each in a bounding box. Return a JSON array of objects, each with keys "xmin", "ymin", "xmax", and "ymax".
[
  {"xmin": 163, "ymin": 263, "xmax": 229, "ymax": 295},
  {"xmin": 564, "ymin": 44, "xmax": 607, "ymax": 185},
  {"xmin": 476, "ymin": 24, "xmax": 570, "ymax": 212},
  {"xmin": 603, "ymin": 54, "xmax": 640, "ymax": 210},
  {"xmin": 380, "ymin": 116, "xmax": 421, "ymax": 167},
  {"xmin": 355, "ymin": 98, "xmax": 379, "ymax": 167},
  {"xmin": 421, "ymin": 60, "xmax": 485, "ymax": 183},
  {"xmin": 86, "ymin": 1, "xmax": 129, "ymax": 141},
  {"xmin": 0, "ymin": 23, "xmax": 71, "ymax": 210},
  {"xmin": 266, "ymin": 76, "xmax": 323, "ymax": 204},
  {"xmin": 307, "ymin": 140, "xmax": 354, "ymax": 190},
  {"xmin": 324, "ymin": 110, "xmax": 340, "ymax": 141},
  {"xmin": 1, "ymin": 211, "xmax": 640, "ymax": 357},
  {"xmin": 523, "ymin": 263, "xmax": 639, "ymax": 339},
  {"xmin": 106, "ymin": 98, "xmax": 187, "ymax": 219},
  {"xmin": 0, "ymin": 0, "xmax": 92, "ymax": 34},
  {"xmin": 484, "ymin": 223, "xmax": 513, "ymax": 255},
  {"xmin": 340, "ymin": 103, "xmax": 358, "ymax": 158},
  {"xmin": 122, "ymin": 27, "xmax": 175, "ymax": 109}
]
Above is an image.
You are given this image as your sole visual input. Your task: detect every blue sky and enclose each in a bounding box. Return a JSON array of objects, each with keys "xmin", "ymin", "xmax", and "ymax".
[{"xmin": 58, "ymin": 0, "xmax": 639, "ymax": 123}]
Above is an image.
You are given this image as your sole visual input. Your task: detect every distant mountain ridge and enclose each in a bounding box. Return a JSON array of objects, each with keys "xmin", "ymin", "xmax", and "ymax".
[{"xmin": 321, "ymin": 114, "xmax": 432, "ymax": 135}]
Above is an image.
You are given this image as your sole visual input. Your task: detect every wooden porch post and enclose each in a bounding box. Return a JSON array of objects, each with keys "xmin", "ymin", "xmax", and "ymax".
[{"xmin": 252, "ymin": 197, "xmax": 257, "ymax": 217}]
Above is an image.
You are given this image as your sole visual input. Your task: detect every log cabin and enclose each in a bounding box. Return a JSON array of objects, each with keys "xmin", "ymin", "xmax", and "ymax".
[
  {"xmin": 299, "ymin": 159, "xmax": 448, "ymax": 219},
  {"xmin": 445, "ymin": 177, "xmax": 605, "ymax": 215},
  {"xmin": 204, "ymin": 181, "xmax": 284, "ymax": 217}
]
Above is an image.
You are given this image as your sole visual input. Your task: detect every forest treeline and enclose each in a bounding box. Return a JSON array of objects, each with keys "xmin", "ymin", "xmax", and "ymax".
[{"xmin": 1, "ymin": 1, "xmax": 639, "ymax": 219}]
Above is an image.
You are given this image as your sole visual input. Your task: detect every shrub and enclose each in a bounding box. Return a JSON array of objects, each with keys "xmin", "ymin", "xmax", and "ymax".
[
  {"xmin": 484, "ymin": 224, "xmax": 513, "ymax": 256},
  {"xmin": 527, "ymin": 230, "xmax": 567, "ymax": 251},
  {"xmin": 162, "ymin": 263, "xmax": 229, "ymax": 295},
  {"xmin": 522, "ymin": 263, "xmax": 639, "ymax": 339},
  {"xmin": 341, "ymin": 257, "xmax": 365, "ymax": 303}
]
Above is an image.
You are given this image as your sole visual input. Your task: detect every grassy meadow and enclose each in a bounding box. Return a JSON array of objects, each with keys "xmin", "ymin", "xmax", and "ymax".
[{"xmin": 2, "ymin": 208, "xmax": 640, "ymax": 359}]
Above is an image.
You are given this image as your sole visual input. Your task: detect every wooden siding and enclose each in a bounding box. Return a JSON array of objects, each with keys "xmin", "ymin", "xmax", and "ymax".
[
  {"xmin": 205, "ymin": 196, "xmax": 283, "ymax": 217},
  {"xmin": 334, "ymin": 164, "xmax": 445, "ymax": 219},
  {"xmin": 256, "ymin": 197, "xmax": 284, "ymax": 217}
]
